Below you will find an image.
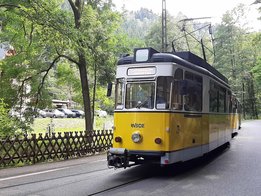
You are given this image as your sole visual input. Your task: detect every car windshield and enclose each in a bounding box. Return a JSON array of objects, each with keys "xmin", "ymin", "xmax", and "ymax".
[{"xmin": 125, "ymin": 82, "xmax": 155, "ymax": 109}]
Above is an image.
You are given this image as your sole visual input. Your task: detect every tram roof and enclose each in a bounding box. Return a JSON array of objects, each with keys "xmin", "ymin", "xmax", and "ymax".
[{"xmin": 117, "ymin": 48, "xmax": 228, "ymax": 84}]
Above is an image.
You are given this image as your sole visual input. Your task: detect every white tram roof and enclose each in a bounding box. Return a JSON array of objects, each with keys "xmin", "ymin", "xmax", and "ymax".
[{"xmin": 117, "ymin": 48, "xmax": 228, "ymax": 85}]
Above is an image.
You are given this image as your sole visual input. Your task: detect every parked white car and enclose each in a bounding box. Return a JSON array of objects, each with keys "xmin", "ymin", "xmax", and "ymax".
[
  {"xmin": 37, "ymin": 109, "xmax": 47, "ymax": 118},
  {"xmin": 96, "ymin": 110, "xmax": 107, "ymax": 117},
  {"xmin": 44, "ymin": 109, "xmax": 65, "ymax": 118}
]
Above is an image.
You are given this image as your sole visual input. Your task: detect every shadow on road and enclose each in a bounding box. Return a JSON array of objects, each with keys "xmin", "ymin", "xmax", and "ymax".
[{"xmin": 115, "ymin": 143, "xmax": 230, "ymax": 180}]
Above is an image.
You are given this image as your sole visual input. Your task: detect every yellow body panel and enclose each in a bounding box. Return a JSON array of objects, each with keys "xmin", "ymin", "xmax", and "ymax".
[
  {"xmin": 113, "ymin": 112, "xmax": 170, "ymax": 151},
  {"xmin": 169, "ymin": 113, "xmax": 206, "ymax": 150},
  {"xmin": 113, "ymin": 112, "xmax": 238, "ymax": 153},
  {"xmin": 231, "ymin": 114, "xmax": 240, "ymax": 129}
]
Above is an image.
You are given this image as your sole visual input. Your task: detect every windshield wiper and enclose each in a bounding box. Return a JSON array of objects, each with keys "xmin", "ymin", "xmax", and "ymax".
[
  {"xmin": 136, "ymin": 101, "xmax": 147, "ymax": 109},
  {"xmin": 136, "ymin": 97, "xmax": 151, "ymax": 109}
]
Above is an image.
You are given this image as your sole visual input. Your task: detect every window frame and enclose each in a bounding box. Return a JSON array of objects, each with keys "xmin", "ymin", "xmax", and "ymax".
[
  {"xmin": 156, "ymin": 76, "xmax": 173, "ymax": 110},
  {"xmin": 125, "ymin": 81, "xmax": 156, "ymax": 109},
  {"xmin": 171, "ymin": 68, "xmax": 184, "ymax": 110},
  {"xmin": 183, "ymin": 71, "xmax": 203, "ymax": 112}
]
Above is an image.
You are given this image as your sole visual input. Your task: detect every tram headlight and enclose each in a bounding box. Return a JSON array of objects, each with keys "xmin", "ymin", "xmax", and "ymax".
[{"xmin": 132, "ymin": 132, "xmax": 142, "ymax": 143}]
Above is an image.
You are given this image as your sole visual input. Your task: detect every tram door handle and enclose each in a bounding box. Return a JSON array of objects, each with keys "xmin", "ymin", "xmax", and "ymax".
[
  {"xmin": 176, "ymin": 125, "xmax": 181, "ymax": 134},
  {"xmin": 184, "ymin": 114, "xmax": 202, "ymax": 118}
]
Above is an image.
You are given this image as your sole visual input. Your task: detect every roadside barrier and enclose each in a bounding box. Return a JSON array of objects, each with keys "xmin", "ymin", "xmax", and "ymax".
[{"xmin": 0, "ymin": 130, "xmax": 113, "ymax": 167}]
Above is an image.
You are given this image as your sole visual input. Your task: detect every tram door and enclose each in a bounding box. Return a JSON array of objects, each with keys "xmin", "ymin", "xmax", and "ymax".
[
  {"xmin": 182, "ymin": 114, "xmax": 202, "ymax": 160},
  {"xmin": 181, "ymin": 71, "xmax": 203, "ymax": 160},
  {"xmin": 170, "ymin": 112, "xmax": 202, "ymax": 160}
]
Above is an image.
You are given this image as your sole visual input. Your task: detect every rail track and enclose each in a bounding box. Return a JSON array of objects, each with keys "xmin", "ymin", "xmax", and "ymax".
[
  {"xmin": 88, "ymin": 176, "xmax": 149, "ymax": 196},
  {"xmin": 0, "ymin": 167, "xmax": 110, "ymax": 190}
]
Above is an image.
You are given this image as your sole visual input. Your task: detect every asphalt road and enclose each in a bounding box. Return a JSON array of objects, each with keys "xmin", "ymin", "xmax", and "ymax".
[{"xmin": 0, "ymin": 120, "xmax": 261, "ymax": 196}]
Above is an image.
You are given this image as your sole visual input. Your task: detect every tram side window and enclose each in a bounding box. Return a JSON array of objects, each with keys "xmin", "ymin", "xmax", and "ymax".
[
  {"xmin": 219, "ymin": 86, "xmax": 226, "ymax": 113},
  {"xmin": 228, "ymin": 91, "xmax": 232, "ymax": 113},
  {"xmin": 232, "ymin": 96, "xmax": 237, "ymax": 113},
  {"xmin": 172, "ymin": 68, "xmax": 183, "ymax": 110},
  {"xmin": 237, "ymin": 100, "xmax": 241, "ymax": 114},
  {"xmin": 209, "ymin": 81, "xmax": 218, "ymax": 112},
  {"xmin": 156, "ymin": 77, "xmax": 172, "ymax": 109},
  {"xmin": 209, "ymin": 81, "xmax": 227, "ymax": 113},
  {"xmin": 184, "ymin": 72, "xmax": 202, "ymax": 112},
  {"xmin": 115, "ymin": 78, "xmax": 124, "ymax": 109}
]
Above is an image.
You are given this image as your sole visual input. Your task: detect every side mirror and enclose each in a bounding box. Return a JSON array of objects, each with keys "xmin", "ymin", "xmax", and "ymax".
[{"xmin": 107, "ymin": 82, "xmax": 112, "ymax": 97}]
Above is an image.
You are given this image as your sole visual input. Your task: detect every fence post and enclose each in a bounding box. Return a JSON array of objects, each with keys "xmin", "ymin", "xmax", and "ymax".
[
  {"xmin": 65, "ymin": 132, "xmax": 69, "ymax": 159},
  {"xmin": 32, "ymin": 134, "xmax": 36, "ymax": 164}
]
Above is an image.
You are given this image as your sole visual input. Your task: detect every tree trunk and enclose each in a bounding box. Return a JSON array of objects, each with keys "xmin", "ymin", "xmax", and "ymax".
[
  {"xmin": 78, "ymin": 51, "xmax": 93, "ymax": 131},
  {"xmin": 92, "ymin": 62, "xmax": 97, "ymax": 127},
  {"xmin": 68, "ymin": 0, "xmax": 93, "ymax": 131},
  {"xmin": 249, "ymin": 76, "xmax": 258, "ymax": 119}
]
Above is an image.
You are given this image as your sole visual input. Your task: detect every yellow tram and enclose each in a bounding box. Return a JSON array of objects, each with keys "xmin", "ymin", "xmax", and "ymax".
[{"xmin": 107, "ymin": 48, "xmax": 241, "ymax": 168}]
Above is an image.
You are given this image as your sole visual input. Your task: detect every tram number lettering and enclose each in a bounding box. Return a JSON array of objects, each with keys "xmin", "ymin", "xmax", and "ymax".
[{"xmin": 131, "ymin": 123, "xmax": 144, "ymax": 128}]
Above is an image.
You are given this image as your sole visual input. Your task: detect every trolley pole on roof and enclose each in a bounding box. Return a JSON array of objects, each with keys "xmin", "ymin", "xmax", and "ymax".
[{"xmin": 162, "ymin": 0, "xmax": 167, "ymax": 52}]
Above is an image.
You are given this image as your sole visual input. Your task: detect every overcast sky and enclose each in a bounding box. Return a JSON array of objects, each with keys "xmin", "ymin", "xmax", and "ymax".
[{"xmin": 112, "ymin": 0, "xmax": 261, "ymax": 31}]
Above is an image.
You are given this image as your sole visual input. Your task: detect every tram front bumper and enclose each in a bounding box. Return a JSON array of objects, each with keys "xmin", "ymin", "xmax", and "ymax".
[
  {"xmin": 107, "ymin": 148, "xmax": 129, "ymax": 169},
  {"xmin": 107, "ymin": 148, "xmax": 164, "ymax": 168}
]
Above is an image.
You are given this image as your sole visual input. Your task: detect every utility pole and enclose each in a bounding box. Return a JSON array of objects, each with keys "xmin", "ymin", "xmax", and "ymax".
[{"xmin": 162, "ymin": 0, "xmax": 167, "ymax": 52}]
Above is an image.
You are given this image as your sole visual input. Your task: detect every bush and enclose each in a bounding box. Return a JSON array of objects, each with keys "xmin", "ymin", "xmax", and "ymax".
[{"xmin": 0, "ymin": 99, "xmax": 20, "ymax": 138}]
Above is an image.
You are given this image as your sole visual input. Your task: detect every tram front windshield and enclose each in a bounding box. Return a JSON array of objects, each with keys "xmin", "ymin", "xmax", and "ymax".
[{"xmin": 125, "ymin": 82, "xmax": 155, "ymax": 109}]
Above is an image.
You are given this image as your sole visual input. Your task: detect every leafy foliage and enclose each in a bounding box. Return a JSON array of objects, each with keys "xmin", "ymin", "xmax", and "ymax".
[
  {"xmin": 121, "ymin": 8, "xmax": 158, "ymax": 40},
  {"xmin": 214, "ymin": 4, "xmax": 261, "ymax": 118},
  {"xmin": 0, "ymin": 99, "xmax": 19, "ymax": 137},
  {"xmin": 0, "ymin": 0, "xmax": 130, "ymax": 131}
]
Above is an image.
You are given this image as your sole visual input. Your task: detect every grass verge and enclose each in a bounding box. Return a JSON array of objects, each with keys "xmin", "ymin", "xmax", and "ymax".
[{"xmin": 31, "ymin": 115, "xmax": 114, "ymax": 134}]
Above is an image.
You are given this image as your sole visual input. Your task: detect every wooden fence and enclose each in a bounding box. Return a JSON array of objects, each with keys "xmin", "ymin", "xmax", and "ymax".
[{"xmin": 0, "ymin": 130, "xmax": 113, "ymax": 167}]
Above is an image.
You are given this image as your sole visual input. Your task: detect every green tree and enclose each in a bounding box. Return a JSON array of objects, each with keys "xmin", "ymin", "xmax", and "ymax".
[
  {"xmin": 56, "ymin": 61, "xmax": 81, "ymax": 102},
  {"xmin": 121, "ymin": 8, "xmax": 157, "ymax": 41},
  {"xmin": 0, "ymin": 99, "xmax": 20, "ymax": 137},
  {"xmin": 251, "ymin": 34, "xmax": 261, "ymax": 116},
  {"xmin": 0, "ymin": 0, "xmax": 124, "ymax": 131},
  {"xmin": 214, "ymin": 4, "xmax": 260, "ymax": 118}
]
